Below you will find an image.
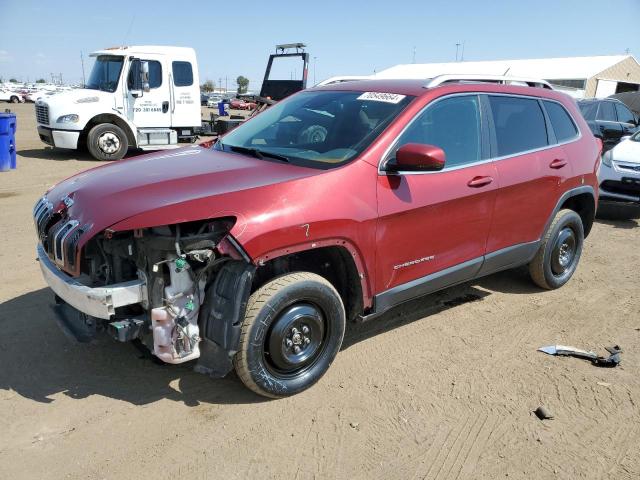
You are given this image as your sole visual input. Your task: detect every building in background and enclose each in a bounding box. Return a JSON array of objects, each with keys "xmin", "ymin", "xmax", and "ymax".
[{"xmin": 372, "ymin": 55, "xmax": 640, "ymax": 99}]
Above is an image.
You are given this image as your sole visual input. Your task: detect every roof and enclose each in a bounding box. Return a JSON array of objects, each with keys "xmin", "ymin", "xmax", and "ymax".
[
  {"xmin": 373, "ymin": 55, "xmax": 636, "ymax": 81},
  {"xmin": 314, "ymin": 78, "xmax": 568, "ymax": 103},
  {"xmin": 313, "ymin": 79, "xmax": 428, "ymax": 96},
  {"xmin": 90, "ymin": 45, "xmax": 196, "ymax": 57}
]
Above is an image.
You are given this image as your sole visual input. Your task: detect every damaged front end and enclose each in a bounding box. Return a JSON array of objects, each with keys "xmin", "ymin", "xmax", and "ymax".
[{"xmin": 36, "ymin": 212, "xmax": 255, "ymax": 378}]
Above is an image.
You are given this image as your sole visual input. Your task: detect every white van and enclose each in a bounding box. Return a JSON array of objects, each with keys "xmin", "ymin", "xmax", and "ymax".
[{"xmin": 35, "ymin": 46, "xmax": 201, "ymax": 160}]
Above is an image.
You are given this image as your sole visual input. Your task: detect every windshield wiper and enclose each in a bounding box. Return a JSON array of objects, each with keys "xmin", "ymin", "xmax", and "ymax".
[{"xmin": 226, "ymin": 145, "xmax": 289, "ymax": 162}]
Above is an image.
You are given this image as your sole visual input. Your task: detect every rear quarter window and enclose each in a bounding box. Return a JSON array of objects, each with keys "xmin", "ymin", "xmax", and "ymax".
[
  {"xmin": 172, "ymin": 61, "xmax": 193, "ymax": 87},
  {"xmin": 597, "ymin": 101, "xmax": 616, "ymax": 122},
  {"xmin": 578, "ymin": 102, "xmax": 597, "ymax": 121},
  {"xmin": 488, "ymin": 96, "xmax": 548, "ymax": 157},
  {"xmin": 543, "ymin": 101, "xmax": 578, "ymax": 142}
]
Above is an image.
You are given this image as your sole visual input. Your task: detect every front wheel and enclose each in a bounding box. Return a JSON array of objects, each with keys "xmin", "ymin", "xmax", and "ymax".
[
  {"xmin": 10, "ymin": 95, "xmax": 19, "ymax": 103},
  {"xmin": 233, "ymin": 272, "xmax": 345, "ymax": 398},
  {"xmin": 529, "ymin": 209, "xmax": 584, "ymax": 289},
  {"xmin": 87, "ymin": 123, "xmax": 129, "ymax": 161}
]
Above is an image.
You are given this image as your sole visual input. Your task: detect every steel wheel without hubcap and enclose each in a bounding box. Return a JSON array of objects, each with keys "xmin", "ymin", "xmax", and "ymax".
[
  {"xmin": 265, "ymin": 302, "xmax": 326, "ymax": 376},
  {"xmin": 97, "ymin": 131, "xmax": 120, "ymax": 155},
  {"xmin": 551, "ymin": 227, "xmax": 576, "ymax": 276}
]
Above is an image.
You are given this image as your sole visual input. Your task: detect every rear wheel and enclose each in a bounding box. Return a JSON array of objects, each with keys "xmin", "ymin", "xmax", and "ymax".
[
  {"xmin": 233, "ymin": 272, "xmax": 345, "ymax": 398},
  {"xmin": 10, "ymin": 95, "xmax": 19, "ymax": 103},
  {"xmin": 529, "ymin": 209, "xmax": 584, "ymax": 289},
  {"xmin": 87, "ymin": 123, "xmax": 129, "ymax": 161}
]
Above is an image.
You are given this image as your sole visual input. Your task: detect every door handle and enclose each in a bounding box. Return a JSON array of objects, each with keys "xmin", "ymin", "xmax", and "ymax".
[
  {"xmin": 162, "ymin": 101, "xmax": 169, "ymax": 114},
  {"xmin": 467, "ymin": 176, "xmax": 493, "ymax": 188},
  {"xmin": 549, "ymin": 158, "xmax": 567, "ymax": 169}
]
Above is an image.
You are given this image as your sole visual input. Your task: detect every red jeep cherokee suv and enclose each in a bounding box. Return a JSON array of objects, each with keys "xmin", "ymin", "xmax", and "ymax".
[{"xmin": 34, "ymin": 75, "xmax": 600, "ymax": 397}]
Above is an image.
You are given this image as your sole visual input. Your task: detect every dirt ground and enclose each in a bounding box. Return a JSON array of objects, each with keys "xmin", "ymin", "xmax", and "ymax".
[{"xmin": 0, "ymin": 103, "xmax": 639, "ymax": 480}]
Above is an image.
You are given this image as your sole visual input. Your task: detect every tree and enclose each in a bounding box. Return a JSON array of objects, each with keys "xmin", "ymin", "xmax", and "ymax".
[
  {"xmin": 9, "ymin": 78, "xmax": 18, "ymax": 83},
  {"xmin": 236, "ymin": 76, "xmax": 249, "ymax": 94},
  {"xmin": 201, "ymin": 79, "xmax": 215, "ymax": 92},
  {"xmin": 36, "ymin": 78, "xmax": 46, "ymax": 83}
]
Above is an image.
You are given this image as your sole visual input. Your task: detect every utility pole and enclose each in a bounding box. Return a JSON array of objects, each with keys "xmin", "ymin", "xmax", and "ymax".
[
  {"xmin": 412, "ymin": 46, "xmax": 416, "ymax": 63},
  {"xmin": 80, "ymin": 51, "xmax": 86, "ymax": 87},
  {"xmin": 461, "ymin": 41, "xmax": 465, "ymax": 61},
  {"xmin": 225, "ymin": 76, "xmax": 228, "ymax": 93},
  {"xmin": 313, "ymin": 56, "xmax": 317, "ymax": 84},
  {"xmin": 455, "ymin": 43, "xmax": 460, "ymax": 62}
]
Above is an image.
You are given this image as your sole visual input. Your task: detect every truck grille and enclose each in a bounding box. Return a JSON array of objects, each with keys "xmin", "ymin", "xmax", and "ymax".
[
  {"xmin": 35, "ymin": 102, "xmax": 49, "ymax": 125},
  {"xmin": 33, "ymin": 196, "xmax": 85, "ymax": 269}
]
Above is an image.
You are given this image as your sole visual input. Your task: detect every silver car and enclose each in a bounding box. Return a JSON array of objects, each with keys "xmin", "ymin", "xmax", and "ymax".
[{"xmin": 598, "ymin": 130, "xmax": 640, "ymax": 217}]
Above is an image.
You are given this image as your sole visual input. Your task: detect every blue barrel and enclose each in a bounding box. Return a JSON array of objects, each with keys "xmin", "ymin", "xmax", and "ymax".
[
  {"xmin": 218, "ymin": 101, "xmax": 227, "ymax": 117},
  {"xmin": 0, "ymin": 112, "xmax": 17, "ymax": 172}
]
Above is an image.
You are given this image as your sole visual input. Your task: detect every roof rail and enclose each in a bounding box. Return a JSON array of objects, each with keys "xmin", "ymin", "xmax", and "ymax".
[{"xmin": 424, "ymin": 74, "xmax": 553, "ymax": 90}]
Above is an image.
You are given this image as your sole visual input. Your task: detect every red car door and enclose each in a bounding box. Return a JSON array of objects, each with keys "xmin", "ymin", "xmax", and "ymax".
[
  {"xmin": 483, "ymin": 95, "xmax": 575, "ymax": 264},
  {"xmin": 375, "ymin": 94, "xmax": 497, "ymax": 309}
]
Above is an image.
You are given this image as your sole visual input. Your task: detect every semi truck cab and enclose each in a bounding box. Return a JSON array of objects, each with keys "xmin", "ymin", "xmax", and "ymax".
[{"xmin": 35, "ymin": 45, "xmax": 201, "ymax": 160}]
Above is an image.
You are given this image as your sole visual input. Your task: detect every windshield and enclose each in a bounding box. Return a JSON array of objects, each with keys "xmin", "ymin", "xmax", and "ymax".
[
  {"xmin": 86, "ymin": 55, "xmax": 124, "ymax": 93},
  {"xmin": 216, "ymin": 90, "xmax": 414, "ymax": 168},
  {"xmin": 578, "ymin": 102, "xmax": 598, "ymax": 121}
]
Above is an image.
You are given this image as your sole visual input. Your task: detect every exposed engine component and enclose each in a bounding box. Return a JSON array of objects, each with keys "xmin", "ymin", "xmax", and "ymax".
[{"xmin": 152, "ymin": 258, "xmax": 205, "ymax": 363}]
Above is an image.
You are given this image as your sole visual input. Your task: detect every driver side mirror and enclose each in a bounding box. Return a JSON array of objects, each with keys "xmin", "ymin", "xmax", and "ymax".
[
  {"xmin": 387, "ymin": 143, "xmax": 446, "ymax": 172},
  {"xmin": 141, "ymin": 61, "xmax": 150, "ymax": 93}
]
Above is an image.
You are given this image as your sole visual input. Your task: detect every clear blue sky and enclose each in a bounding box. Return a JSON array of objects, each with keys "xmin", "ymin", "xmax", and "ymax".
[{"xmin": 1, "ymin": 0, "xmax": 639, "ymax": 89}]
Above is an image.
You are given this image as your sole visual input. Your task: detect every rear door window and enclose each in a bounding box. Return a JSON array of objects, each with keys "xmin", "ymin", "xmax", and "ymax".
[
  {"xmin": 172, "ymin": 61, "xmax": 193, "ymax": 87},
  {"xmin": 393, "ymin": 95, "xmax": 482, "ymax": 168},
  {"xmin": 615, "ymin": 103, "xmax": 635, "ymax": 124},
  {"xmin": 543, "ymin": 101, "xmax": 578, "ymax": 142},
  {"xmin": 488, "ymin": 96, "xmax": 548, "ymax": 157},
  {"xmin": 597, "ymin": 101, "xmax": 617, "ymax": 122}
]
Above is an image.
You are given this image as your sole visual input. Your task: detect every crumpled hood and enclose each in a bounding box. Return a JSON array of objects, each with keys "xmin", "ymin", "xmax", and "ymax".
[
  {"xmin": 45, "ymin": 146, "xmax": 323, "ymax": 239},
  {"xmin": 612, "ymin": 138, "xmax": 640, "ymax": 164}
]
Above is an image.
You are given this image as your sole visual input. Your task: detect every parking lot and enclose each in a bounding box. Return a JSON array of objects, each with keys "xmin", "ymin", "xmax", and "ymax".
[{"xmin": 0, "ymin": 102, "xmax": 639, "ymax": 479}]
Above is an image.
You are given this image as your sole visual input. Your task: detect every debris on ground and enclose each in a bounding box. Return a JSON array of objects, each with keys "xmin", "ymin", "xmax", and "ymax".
[
  {"xmin": 534, "ymin": 405, "xmax": 554, "ymax": 420},
  {"xmin": 537, "ymin": 344, "xmax": 622, "ymax": 367}
]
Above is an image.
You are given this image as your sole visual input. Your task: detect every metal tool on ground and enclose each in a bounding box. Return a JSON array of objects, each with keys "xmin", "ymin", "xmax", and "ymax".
[{"xmin": 538, "ymin": 344, "xmax": 623, "ymax": 367}]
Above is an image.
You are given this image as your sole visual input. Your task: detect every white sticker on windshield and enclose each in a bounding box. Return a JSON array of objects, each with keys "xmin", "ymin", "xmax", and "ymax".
[{"xmin": 357, "ymin": 92, "xmax": 406, "ymax": 104}]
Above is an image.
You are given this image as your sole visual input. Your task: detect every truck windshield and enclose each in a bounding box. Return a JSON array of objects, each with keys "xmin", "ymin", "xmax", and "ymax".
[
  {"xmin": 216, "ymin": 90, "xmax": 414, "ymax": 169},
  {"xmin": 86, "ymin": 55, "xmax": 124, "ymax": 93}
]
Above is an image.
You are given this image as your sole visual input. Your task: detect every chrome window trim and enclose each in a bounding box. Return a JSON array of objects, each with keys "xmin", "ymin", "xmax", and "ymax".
[{"xmin": 378, "ymin": 92, "xmax": 582, "ymax": 176}]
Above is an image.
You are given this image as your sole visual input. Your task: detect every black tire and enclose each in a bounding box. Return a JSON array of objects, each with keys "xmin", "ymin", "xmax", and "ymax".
[
  {"xmin": 87, "ymin": 123, "xmax": 129, "ymax": 161},
  {"xmin": 233, "ymin": 272, "xmax": 345, "ymax": 398},
  {"xmin": 10, "ymin": 95, "xmax": 19, "ymax": 103},
  {"xmin": 529, "ymin": 209, "xmax": 584, "ymax": 289}
]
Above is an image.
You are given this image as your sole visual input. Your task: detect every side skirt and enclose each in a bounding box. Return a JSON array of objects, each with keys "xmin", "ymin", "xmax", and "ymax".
[{"xmin": 362, "ymin": 241, "xmax": 540, "ymax": 321}]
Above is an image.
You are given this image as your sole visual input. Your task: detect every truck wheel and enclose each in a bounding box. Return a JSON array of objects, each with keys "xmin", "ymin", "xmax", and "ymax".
[
  {"xmin": 233, "ymin": 272, "xmax": 345, "ymax": 398},
  {"xmin": 10, "ymin": 95, "xmax": 19, "ymax": 103},
  {"xmin": 87, "ymin": 123, "xmax": 129, "ymax": 161},
  {"xmin": 529, "ymin": 209, "xmax": 584, "ymax": 289}
]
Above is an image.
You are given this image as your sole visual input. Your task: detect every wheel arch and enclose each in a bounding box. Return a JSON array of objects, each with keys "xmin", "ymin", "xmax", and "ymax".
[
  {"xmin": 547, "ymin": 186, "xmax": 596, "ymax": 238},
  {"xmin": 252, "ymin": 244, "xmax": 368, "ymax": 322},
  {"xmin": 80, "ymin": 113, "xmax": 136, "ymax": 148}
]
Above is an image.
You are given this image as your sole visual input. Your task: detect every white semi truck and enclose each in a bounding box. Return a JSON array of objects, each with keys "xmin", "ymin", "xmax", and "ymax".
[{"xmin": 35, "ymin": 46, "xmax": 201, "ymax": 160}]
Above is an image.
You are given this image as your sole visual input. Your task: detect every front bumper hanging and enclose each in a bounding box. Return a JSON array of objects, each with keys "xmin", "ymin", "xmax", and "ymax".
[{"xmin": 37, "ymin": 244, "xmax": 148, "ymax": 319}]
